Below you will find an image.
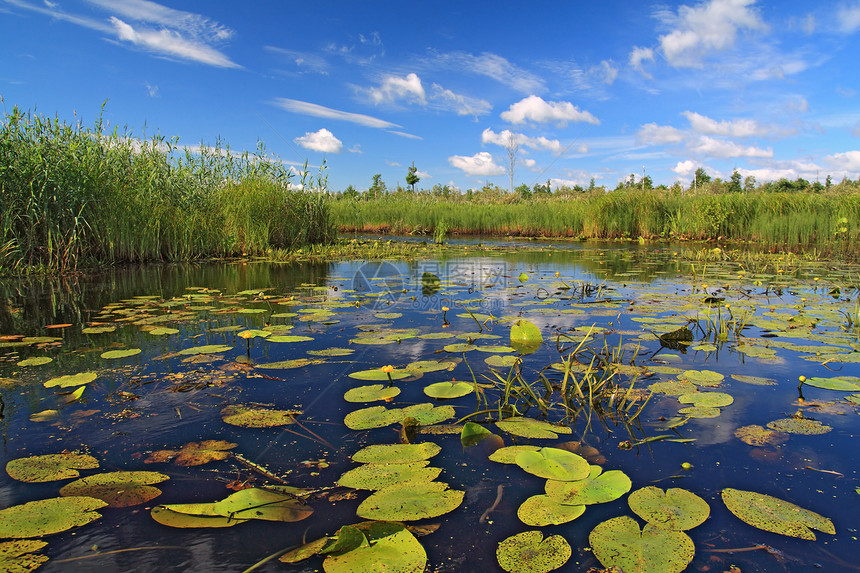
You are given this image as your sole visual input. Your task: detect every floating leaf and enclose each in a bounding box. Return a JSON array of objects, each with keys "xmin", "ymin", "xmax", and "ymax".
[
  {"xmin": 628, "ymin": 487, "xmax": 710, "ymax": 531},
  {"xmin": 461, "ymin": 422, "xmax": 493, "ymax": 447},
  {"xmin": 802, "ymin": 376, "xmax": 860, "ymax": 391},
  {"xmin": 145, "ymin": 440, "xmax": 237, "ymax": 466},
  {"xmin": 348, "ymin": 368, "xmax": 412, "ymax": 381},
  {"xmin": 267, "ymin": 335, "xmax": 314, "ymax": 343},
  {"xmin": 423, "ymin": 381, "xmax": 474, "ymax": 399},
  {"xmin": 308, "ymin": 347, "xmax": 354, "ymax": 357},
  {"xmin": 221, "ymin": 405, "xmax": 297, "ymax": 428},
  {"xmin": 322, "ymin": 521, "xmax": 427, "ymax": 573},
  {"xmin": 257, "ymin": 358, "xmax": 324, "ymax": 369},
  {"xmin": 344, "ymin": 384, "xmax": 401, "ymax": 403},
  {"xmin": 496, "ymin": 530, "xmax": 571, "ymax": 573},
  {"xmin": 338, "ymin": 462, "xmax": 441, "ymax": 490},
  {"xmin": 351, "ymin": 443, "xmax": 441, "ymax": 464},
  {"xmin": 82, "ymin": 326, "xmax": 115, "ymax": 334},
  {"xmin": 356, "ymin": 482, "xmax": 464, "ymax": 521},
  {"xmin": 515, "ymin": 448, "xmax": 590, "ymax": 482},
  {"xmin": 678, "ymin": 405, "xmax": 721, "ymax": 418},
  {"xmin": 510, "ymin": 319, "xmax": 543, "ymax": 354},
  {"xmin": 344, "ymin": 406, "xmax": 400, "ymax": 430},
  {"xmin": 517, "ymin": 495, "xmax": 585, "ymax": 527},
  {"xmin": 496, "ymin": 417, "xmax": 572, "ymax": 439},
  {"xmin": 6, "ymin": 452, "xmax": 99, "ymax": 483},
  {"xmin": 589, "ymin": 515, "xmax": 695, "ymax": 573},
  {"xmin": 679, "ymin": 369, "xmax": 724, "ymax": 387},
  {"xmin": 731, "ymin": 374, "xmax": 776, "ymax": 386},
  {"xmin": 0, "ymin": 496, "xmax": 108, "ymax": 538},
  {"xmin": 406, "ymin": 360, "xmax": 457, "ymax": 373},
  {"xmin": 722, "ymin": 488, "xmax": 835, "ymax": 540},
  {"xmin": 734, "ymin": 425, "xmax": 788, "ymax": 447},
  {"xmin": 59, "ymin": 471, "xmax": 169, "ymax": 507},
  {"xmin": 648, "ymin": 380, "xmax": 697, "ymax": 395},
  {"xmin": 44, "ymin": 372, "xmax": 97, "ymax": 389},
  {"xmin": 29, "ymin": 410, "xmax": 59, "ymax": 422},
  {"xmin": 100, "ymin": 348, "xmax": 142, "ymax": 359},
  {"xmin": 443, "ymin": 343, "xmax": 477, "ymax": 353},
  {"xmin": 0, "ymin": 539, "xmax": 49, "ymax": 571},
  {"xmin": 150, "ymin": 506, "xmax": 243, "ymax": 528},
  {"xmin": 148, "ymin": 327, "xmax": 179, "ymax": 335},
  {"xmin": 15, "ymin": 356, "xmax": 52, "ymax": 367},
  {"xmin": 211, "ymin": 486, "xmax": 313, "ymax": 522},
  {"xmin": 766, "ymin": 417, "xmax": 832, "ymax": 435},
  {"xmin": 545, "ymin": 466, "xmax": 631, "ymax": 505},
  {"xmin": 485, "ymin": 355, "xmax": 519, "ymax": 368},
  {"xmin": 177, "ymin": 344, "xmax": 232, "ymax": 356},
  {"xmin": 678, "ymin": 391, "xmax": 733, "ymax": 408},
  {"xmin": 488, "ymin": 445, "xmax": 541, "ymax": 464}
]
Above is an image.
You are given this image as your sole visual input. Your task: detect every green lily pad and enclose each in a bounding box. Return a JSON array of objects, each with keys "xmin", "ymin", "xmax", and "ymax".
[
  {"xmin": 82, "ymin": 326, "xmax": 115, "ymax": 334},
  {"xmin": 649, "ymin": 380, "xmax": 697, "ymax": 395},
  {"xmin": 348, "ymin": 368, "xmax": 412, "ymax": 381},
  {"xmin": 351, "ymin": 443, "xmax": 441, "ymax": 464},
  {"xmin": 517, "ymin": 495, "xmax": 585, "ymax": 527},
  {"xmin": 496, "ymin": 417, "xmax": 572, "ymax": 439},
  {"xmin": 766, "ymin": 417, "xmax": 832, "ymax": 435},
  {"xmin": 344, "ymin": 384, "xmax": 401, "ymax": 403},
  {"xmin": 338, "ymin": 462, "xmax": 441, "ymax": 490},
  {"xmin": 211, "ymin": 486, "xmax": 313, "ymax": 522},
  {"xmin": 443, "ymin": 343, "xmax": 477, "ymax": 353},
  {"xmin": 406, "ymin": 360, "xmax": 457, "ymax": 373},
  {"xmin": 221, "ymin": 405, "xmax": 297, "ymax": 427},
  {"xmin": 678, "ymin": 391, "xmax": 734, "ymax": 408},
  {"xmin": 267, "ymin": 335, "xmax": 314, "ymax": 343},
  {"xmin": 722, "ymin": 488, "xmax": 835, "ymax": 540},
  {"xmin": 485, "ymin": 355, "xmax": 520, "ymax": 368},
  {"xmin": 15, "ymin": 356, "xmax": 52, "ymax": 367},
  {"xmin": 177, "ymin": 344, "xmax": 232, "ymax": 355},
  {"xmin": 401, "ymin": 403, "xmax": 456, "ymax": 426},
  {"xmin": 6, "ymin": 452, "xmax": 99, "ymax": 483},
  {"xmin": 461, "ymin": 422, "xmax": 494, "ymax": 447},
  {"xmin": 257, "ymin": 358, "xmax": 325, "ymax": 369},
  {"xmin": 375, "ymin": 312, "xmax": 403, "ymax": 319},
  {"xmin": 589, "ymin": 515, "xmax": 695, "ymax": 573},
  {"xmin": 510, "ymin": 319, "xmax": 543, "ymax": 354},
  {"xmin": 0, "ymin": 496, "xmax": 108, "ymax": 538},
  {"xmin": 344, "ymin": 404, "xmax": 455, "ymax": 430},
  {"xmin": 29, "ymin": 410, "xmax": 59, "ymax": 422},
  {"xmin": 678, "ymin": 405, "xmax": 721, "ymax": 418},
  {"xmin": 737, "ymin": 345, "xmax": 778, "ymax": 359},
  {"xmin": 734, "ymin": 425, "xmax": 789, "ymax": 447},
  {"xmin": 731, "ymin": 374, "xmax": 777, "ymax": 386},
  {"xmin": 488, "ymin": 445, "xmax": 542, "ymax": 464},
  {"xmin": 44, "ymin": 372, "xmax": 97, "ymax": 388},
  {"xmin": 145, "ymin": 440, "xmax": 237, "ymax": 466},
  {"xmin": 59, "ymin": 470, "xmax": 169, "ymax": 507},
  {"xmin": 679, "ymin": 369, "xmax": 724, "ymax": 387},
  {"xmin": 148, "ymin": 327, "xmax": 180, "ymax": 335},
  {"xmin": 100, "ymin": 348, "xmax": 142, "ymax": 359},
  {"xmin": 356, "ymin": 481, "xmax": 464, "ymax": 521},
  {"xmin": 515, "ymin": 448, "xmax": 590, "ymax": 482},
  {"xmin": 802, "ymin": 376, "xmax": 860, "ymax": 391},
  {"xmin": 545, "ymin": 466, "xmax": 631, "ymax": 505},
  {"xmin": 308, "ymin": 347, "xmax": 354, "ymax": 356},
  {"xmin": 0, "ymin": 539, "xmax": 49, "ymax": 572},
  {"xmin": 150, "ymin": 506, "xmax": 243, "ymax": 528},
  {"xmin": 496, "ymin": 530, "xmax": 571, "ymax": 573},
  {"xmin": 628, "ymin": 487, "xmax": 710, "ymax": 531},
  {"xmin": 424, "ymin": 381, "xmax": 474, "ymax": 399},
  {"xmin": 321, "ymin": 521, "xmax": 427, "ymax": 573}
]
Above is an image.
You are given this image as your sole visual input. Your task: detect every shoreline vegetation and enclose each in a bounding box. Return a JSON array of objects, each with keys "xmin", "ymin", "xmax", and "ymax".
[{"xmin": 3, "ymin": 105, "xmax": 859, "ymax": 275}]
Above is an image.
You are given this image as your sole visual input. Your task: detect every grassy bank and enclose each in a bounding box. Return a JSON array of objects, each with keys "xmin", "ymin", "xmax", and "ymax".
[
  {"xmin": 0, "ymin": 105, "xmax": 334, "ymax": 274},
  {"xmin": 330, "ymin": 188, "xmax": 860, "ymax": 255}
]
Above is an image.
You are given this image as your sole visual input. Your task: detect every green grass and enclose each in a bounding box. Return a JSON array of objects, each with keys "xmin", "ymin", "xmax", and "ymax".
[{"xmin": 0, "ymin": 105, "xmax": 334, "ymax": 274}]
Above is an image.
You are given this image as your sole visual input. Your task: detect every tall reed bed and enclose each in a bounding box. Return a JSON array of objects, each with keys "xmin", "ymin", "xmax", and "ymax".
[
  {"xmin": 0, "ymin": 106, "xmax": 334, "ymax": 273},
  {"xmin": 330, "ymin": 190, "xmax": 860, "ymax": 255}
]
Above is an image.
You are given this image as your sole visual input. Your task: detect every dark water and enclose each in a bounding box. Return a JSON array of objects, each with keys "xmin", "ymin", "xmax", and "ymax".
[{"xmin": 1, "ymin": 244, "xmax": 859, "ymax": 572}]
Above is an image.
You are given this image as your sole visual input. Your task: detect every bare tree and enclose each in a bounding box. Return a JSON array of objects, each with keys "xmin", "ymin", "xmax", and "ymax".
[{"xmin": 506, "ymin": 132, "xmax": 519, "ymax": 194}]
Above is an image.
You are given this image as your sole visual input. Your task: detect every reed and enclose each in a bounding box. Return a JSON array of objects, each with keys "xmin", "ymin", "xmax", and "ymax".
[{"xmin": 0, "ymin": 105, "xmax": 334, "ymax": 274}]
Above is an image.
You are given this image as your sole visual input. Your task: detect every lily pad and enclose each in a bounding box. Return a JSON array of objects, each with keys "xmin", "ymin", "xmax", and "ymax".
[
  {"xmin": 731, "ymin": 374, "xmax": 776, "ymax": 386},
  {"xmin": 488, "ymin": 445, "xmax": 541, "ymax": 464},
  {"xmin": 148, "ymin": 327, "xmax": 179, "ymax": 335},
  {"xmin": 545, "ymin": 466, "xmax": 631, "ymax": 505},
  {"xmin": 308, "ymin": 347, "xmax": 354, "ymax": 357},
  {"xmin": 678, "ymin": 405, "xmax": 721, "ymax": 418},
  {"xmin": 461, "ymin": 422, "xmax": 494, "ymax": 447},
  {"xmin": 496, "ymin": 530, "xmax": 571, "ymax": 573},
  {"xmin": 6, "ymin": 452, "xmax": 99, "ymax": 483},
  {"xmin": 100, "ymin": 348, "xmax": 142, "ymax": 359},
  {"xmin": 510, "ymin": 319, "xmax": 543, "ymax": 354},
  {"xmin": 348, "ymin": 368, "xmax": 412, "ymax": 381},
  {"xmin": 267, "ymin": 335, "xmax": 314, "ymax": 343},
  {"xmin": 802, "ymin": 376, "xmax": 860, "ymax": 391},
  {"xmin": 485, "ymin": 355, "xmax": 520, "ymax": 368},
  {"xmin": 177, "ymin": 344, "xmax": 233, "ymax": 355},
  {"xmin": 44, "ymin": 372, "xmax": 97, "ymax": 389},
  {"xmin": 734, "ymin": 425, "xmax": 789, "ymax": 447},
  {"xmin": 722, "ymin": 488, "xmax": 835, "ymax": 540},
  {"xmin": 0, "ymin": 496, "xmax": 108, "ymax": 538},
  {"xmin": 338, "ymin": 462, "xmax": 441, "ymax": 490},
  {"xmin": 678, "ymin": 391, "xmax": 734, "ymax": 408},
  {"xmin": 406, "ymin": 360, "xmax": 457, "ymax": 373},
  {"xmin": 515, "ymin": 448, "xmax": 590, "ymax": 482},
  {"xmin": 211, "ymin": 486, "xmax": 313, "ymax": 522},
  {"xmin": 344, "ymin": 384, "xmax": 401, "ymax": 403},
  {"xmin": 423, "ymin": 381, "xmax": 474, "ymax": 399},
  {"xmin": 766, "ymin": 417, "xmax": 832, "ymax": 435},
  {"xmin": 150, "ymin": 506, "xmax": 242, "ymax": 528},
  {"xmin": 221, "ymin": 405, "xmax": 297, "ymax": 428},
  {"xmin": 144, "ymin": 440, "xmax": 237, "ymax": 466},
  {"xmin": 321, "ymin": 521, "xmax": 427, "ymax": 573},
  {"xmin": 496, "ymin": 417, "xmax": 572, "ymax": 439},
  {"xmin": 628, "ymin": 487, "xmax": 710, "ymax": 531},
  {"xmin": 0, "ymin": 539, "xmax": 49, "ymax": 572},
  {"xmin": 351, "ymin": 443, "xmax": 441, "ymax": 464},
  {"xmin": 589, "ymin": 515, "xmax": 695, "ymax": 573},
  {"xmin": 15, "ymin": 356, "xmax": 52, "ymax": 367},
  {"xmin": 517, "ymin": 495, "xmax": 585, "ymax": 527},
  {"xmin": 679, "ymin": 369, "xmax": 724, "ymax": 387},
  {"xmin": 356, "ymin": 481, "xmax": 464, "ymax": 521},
  {"xmin": 59, "ymin": 471, "xmax": 169, "ymax": 507}
]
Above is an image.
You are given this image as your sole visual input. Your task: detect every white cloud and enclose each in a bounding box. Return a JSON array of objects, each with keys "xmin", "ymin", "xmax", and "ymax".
[
  {"xmin": 837, "ymin": 2, "xmax": 860, "ymax": 33},
  {"xmin": 481, "ymin": 128, "xmax": 563, "ymax": 154},
  {"xmin": 500, "ymin": 95, "xmax": 599, "ymax": 126},
  {"xmin": 448, "ymin": 152, "xmax": 505, "ymax": 176},
  {"xmin": 826, "ymin": 150, "xmax": 860, "ymax": 172},
  {"xmin": 388, "ymin": 130, "xmax": 422, "ymax": 140},
  {"xmin": 657, "ymin": 0, "xmax": 765, "ymax": 68},
  {"xmin": 637, "ymin": 123, "xmax": 687, "ymax": 145},
  {"xmin": 265, "ymin": 46, "xmax": 329, "ymax": 75},
  {"xmin": 690, "ymin": 135, "xmax": 773, "ymax": 158},
  {"xmin": 368, "ymin": 73, "xmax": 426, "ymax": 105},
  {"xmin": 629, "ymin": 46, "xmax": 655, "ymax": 76},
  {"xmin": 294, "ymin": 128, "xmax": 342, "ymax": 153},
  {"xmin": 109, "ymin": 17, "xmax": 239, "ymax": 67},
  {"xmin": 272, "ymin": 98, "xmax": 400, "ymax": 129},
  {"xmin": 144, "ymin": 81, "xmax": 158, "ymax": 97},
  {"xmin": 591, "ymin": 60, "xmax": 618, "ymax": 85},
  {"xmin": 426, "ymin": 50, "xmax": 545, "ymax": 94},
  {"xmin": 681, "ymin": 111, "xmax": 771, "ymax": 137},
  {"xmin": 430, "ymin": 84, "xmax": 491, "ymax": 117},
  {"xmin": 672, "ymin": 160, "xmax": 698, "ymax": 177}
]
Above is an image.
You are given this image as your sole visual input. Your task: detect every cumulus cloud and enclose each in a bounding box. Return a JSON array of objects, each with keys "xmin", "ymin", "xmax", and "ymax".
[
  {"xmin": 656, "ymin": 0, "xmax": 765, "ymax": 68},
  {"xmin": 826, "ymin": 150, "xmax": 860, "ymax": 172},
  {"xmin": 637, "ymin": 123, "xmax": 687, "ymax": 145},
  {"xmin": 272, "ymin": 98, "xmax": 400, "ymax": 129},
  {"xmin": 629, "ymin": 46, "xmax": 655, "ymax": 76},
  {"xmin": 672, "ymin": 160, "xmax": 698, "ymax": 177},
  {"xmin": 690, "ymin": 135, "xmax": 773, "ymax": 158},
  {"xmin": 368, "ymin": 72, "xmax": 426, "ymax": 105},
  {"xmin": 481, "ymin": 128, "xmax": 563, "ymax": 154},
  {"xmin": 500, "ymin": 95, "xmax": 599, "ymax": 126},
  {"xmin": 448, "ymin": 152, "xmax": 505, "ymax": 176},
  {"xmin": 294, "ymin": 128, "xmax": 342, "ymax": 153}
]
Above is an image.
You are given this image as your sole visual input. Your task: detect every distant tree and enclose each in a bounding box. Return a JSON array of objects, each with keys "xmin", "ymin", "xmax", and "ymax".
[
  {"xmin": 743, "ymin": 175, "xmax": 756, "ymax": 192},
  {"xmin": 506, "ymin": 132, "xmax": 519, "ymax": 194},
  {"xmin": 406, "ymin": 162, "xmax": 420, "ymax": 192},
  {"xmin": 515, "ymin": 183, "xmax": 531, "ymax": 199},
  {"xmin": 729, "ymin": 169, "xmax": 742, "ymax": 193},
  {"xmin": 368, "ymin": 173, "xmax": 386, "ymax": 198},
  {"xmin": 533, "ymin": 180, "xmax": 552, "ymax": 195},
  {"xmin": 342, "ymin": 184, "xmax": 359, "ymax": 200},
  {"xmin": 588, "ymin": 178, "xmax": 596, "ymax": 191},
  {"xmin": 642, "ymin": 175, "xmax": 653, "ymax": 190},
  {"xmin": 826, "ymin": 174, "xmax": 832, "ymax": 190},
  {"xmin": 693, "ymin": 168, "xmax": 711, "ymax": 188}
]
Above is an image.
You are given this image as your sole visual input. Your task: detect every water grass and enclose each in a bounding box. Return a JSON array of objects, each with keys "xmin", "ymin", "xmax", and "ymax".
[{"xmin": 0, "ymin": 105, "xmax": 334, "ymax": 274}]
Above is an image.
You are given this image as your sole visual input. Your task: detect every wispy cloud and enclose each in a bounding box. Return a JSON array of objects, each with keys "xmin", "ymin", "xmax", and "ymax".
[
  {"xmin": 481, "ymin": 128, "xmax": 563, "ymax": 154},
  {"xmin": 357, "ymin": 72, "xmax": 491, "ymax": 118},
  {"xmin": 109, "ymin": 16, "xmax": 239, "ymax": 68},
  {"xmin": 836, "ymin": 2, "xmax": 860, "ymax": 33},
  {"xmin": 265, "ymin": 46, "xmax": 330, "ymax": 75},
  {"xmin": 271, "ymin": 98, "xmax": 400, "ymax": 129},
  {"xmin": 424, "ymin": 50, "xmax": 546, "ymax": 94}
]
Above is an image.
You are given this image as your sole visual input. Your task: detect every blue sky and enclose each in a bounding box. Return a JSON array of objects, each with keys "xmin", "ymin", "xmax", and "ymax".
[{"xmin": 3, "ymin": 0, "xmax": 860, "ymax": 192}]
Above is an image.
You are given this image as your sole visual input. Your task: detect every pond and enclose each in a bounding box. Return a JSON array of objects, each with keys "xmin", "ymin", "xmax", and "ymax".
[{"xmin": 1, "ymin": 241, "xmax": 859, "ymax": 573}]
